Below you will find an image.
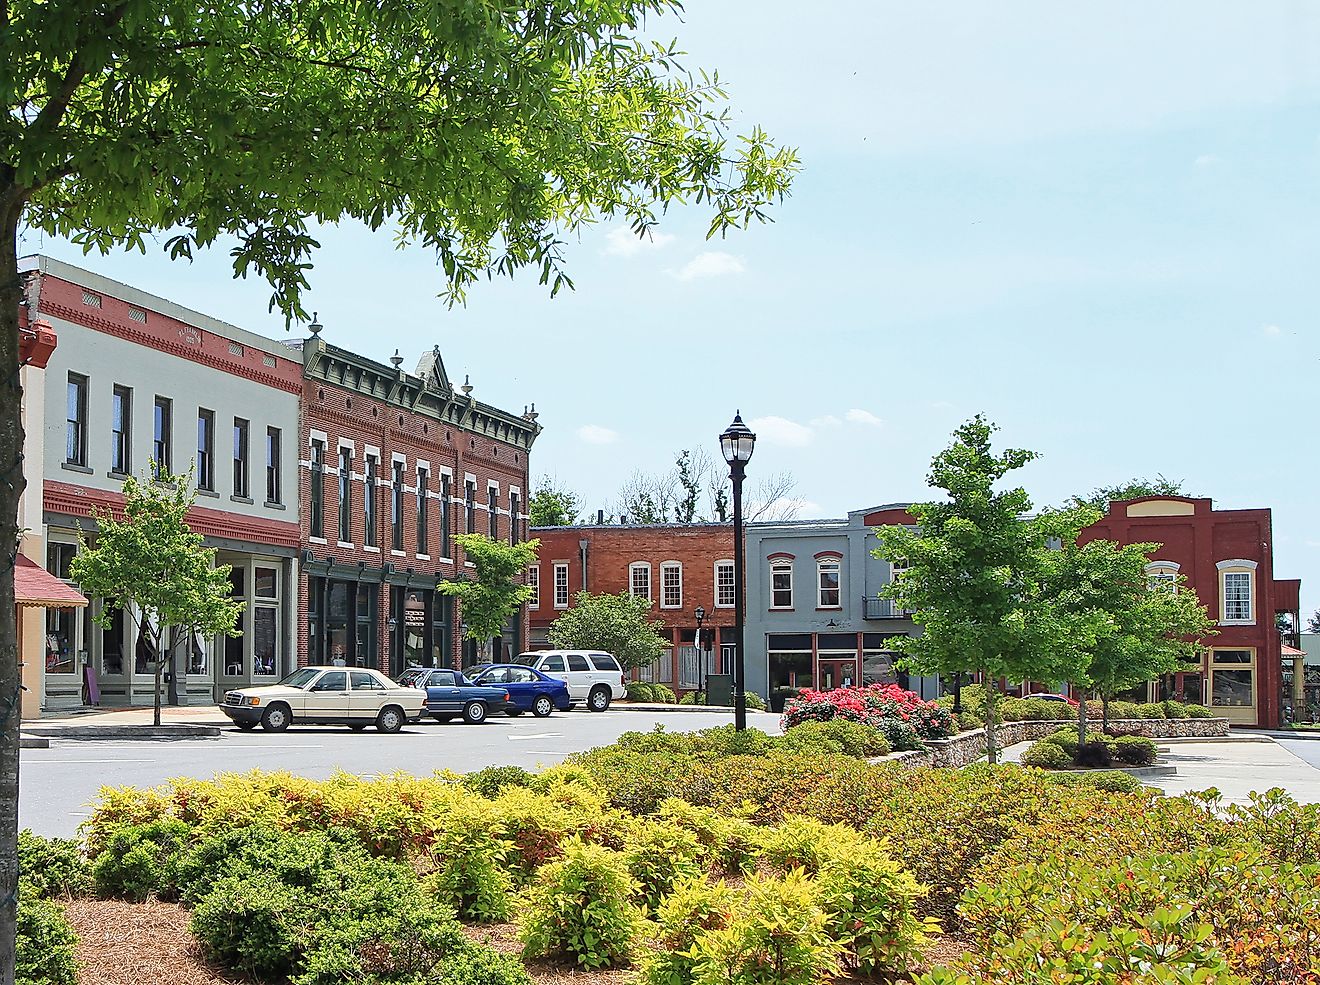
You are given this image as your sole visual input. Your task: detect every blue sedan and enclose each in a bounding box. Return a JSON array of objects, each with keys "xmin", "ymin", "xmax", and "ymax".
[{"xmin": 470, "ymin": 664, "xmax": 573, "ymax": 717}]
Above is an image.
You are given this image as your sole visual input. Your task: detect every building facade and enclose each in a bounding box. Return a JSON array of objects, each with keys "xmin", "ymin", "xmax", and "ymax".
[
  {"xmin": 24, "ymin": 255, "xmax": 303, "ymax": 709},
  {"xmin": 295, "ymin": 335, "xmax": 538, "ymax": 678},
  {"xmin": 1079, "ymin": 495, "xmax": 1301, "ymax": 729},
  {"xmin": 743, "ymin": 505, "xmax": 938, "ymax": 706},
  {"xmin": 527, "ymin": 523, "xmax": 736, "ymax": 691}
]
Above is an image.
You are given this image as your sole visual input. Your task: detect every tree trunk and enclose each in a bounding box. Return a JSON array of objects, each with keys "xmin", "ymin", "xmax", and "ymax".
[
  {"xmin": 983, "ymin": 668, "xmax": 999, "ymax": 764},
  {"xmin": 153, "ymin": 635, "xmax": 163, "ymax": 727},
  {"xmin": 1101, "ymin": 694, "xmax": 1111, "ymax": 735},
  {"xmin": 1076, "ymin": 687, "xmax": 1088, "ymax": 748},
  {"xmin": 1, "ymin": 181, "xmax": 29, "ymax": 985}
]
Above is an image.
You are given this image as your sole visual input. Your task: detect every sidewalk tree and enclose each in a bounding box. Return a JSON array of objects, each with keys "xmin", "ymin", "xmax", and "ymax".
[
  {"xmin": 872, "ymin": 416, "xmax": 1082, "ymax": 763},
  {"xmin": 1, "ymin": 0, "xmax": 796, "ymax": 972},
  {"xmin": 439, "ymin": 535, "xmax": 540, "ymax": 659},
  {"xmin": 67, "ymin": 467, "xmax": 243, "ymax": 728},
  {"xmin": 548, "ymin": 590, "xmax": 669, "ymax": 672}
]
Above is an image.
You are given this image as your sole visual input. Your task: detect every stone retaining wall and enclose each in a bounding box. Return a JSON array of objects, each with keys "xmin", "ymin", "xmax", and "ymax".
[{"xmin": 887, "ymin": 717, "xmax": 1231, "ymax": 770}]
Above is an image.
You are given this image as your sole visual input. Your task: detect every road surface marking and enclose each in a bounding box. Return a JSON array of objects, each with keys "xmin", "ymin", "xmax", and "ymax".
[
  {"xmin": 26, "ymin": 759, "xmax": 156, "ymax": 765},
  {"xmin": 508, "ymin": 733, "xmax": 560, "ymax": 741}
]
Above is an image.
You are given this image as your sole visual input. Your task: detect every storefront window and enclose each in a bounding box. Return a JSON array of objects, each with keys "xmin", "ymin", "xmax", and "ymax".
[
  {"xmin": 253, "ymin": 607, "xmax": 277, "ymax": 676},
  {"xmin": 45, "ymin": 608, "xmax": 75, "ymax": 675},
  {"xmin": 101, "ymin": 605, "xmax": 125, "ymax": 676},
  {"xmin": 185, "ymin": 628, "xmax": 208, "ymax": 676},
  {"xmin": 135, "ymin": 613, "xmax": 158, "ymax": 674},
  {"xmin": 255, "ymin": 567, "xmax": 277, "ymax": 598},
  {"xmin": 224, "ymin": 568, "xmax": 246, "ymax": 676},
  {"xmin": 1211, "ymin": 669, "xmax": 1253, "ymax": 707}
]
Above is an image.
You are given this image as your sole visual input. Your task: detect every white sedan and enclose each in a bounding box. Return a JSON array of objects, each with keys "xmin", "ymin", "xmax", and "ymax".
[{"xmin": 220, "ymin": 666, "xmax": 425, "ymax": 733}]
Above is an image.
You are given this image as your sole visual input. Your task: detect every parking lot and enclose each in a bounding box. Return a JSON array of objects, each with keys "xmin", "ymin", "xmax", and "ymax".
[{"xmin": 19, "ymin": 708, "xmax": 782, "ymax": 838}]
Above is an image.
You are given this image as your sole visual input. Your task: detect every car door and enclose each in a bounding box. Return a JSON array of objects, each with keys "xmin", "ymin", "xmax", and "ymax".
[
  {"xmin": 349, "ymin": 671, "xmax": 385, "ymax": 720},
  {"xmin": 566, "ymin": 653, "xmax": 593, "ymax": 696},
  {"xmin": 304, "ymin": 670, "xmax": 349, "ymax": 720},
  {"xmin": 504, "ymin": 667, "xmax": 540, "ymax": 709},
  {"xmin": 479, "ymin": 667, "xmax": 517, "ymax": 708},
  {"xmin": 538, "ymin": 654, "xmax": 572, "ymax": 696},
  {"xmin": 426, "ymin": 669, "xmax": 462, "ymax": 712}
]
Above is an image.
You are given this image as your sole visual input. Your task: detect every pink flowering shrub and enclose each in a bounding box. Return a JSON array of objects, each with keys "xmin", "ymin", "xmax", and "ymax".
[{"xmin": 781, "ymin": 684, "xmax": 956, "ymax": 752}]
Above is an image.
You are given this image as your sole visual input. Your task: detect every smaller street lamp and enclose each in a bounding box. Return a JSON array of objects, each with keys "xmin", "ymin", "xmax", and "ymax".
[
  {"xmin": 720, "ymin": 412, "xmax": 756, "ymax": 731},
  {"xmin": 695, "ymin": 605, "xmax": 706, "ymax": 702}
]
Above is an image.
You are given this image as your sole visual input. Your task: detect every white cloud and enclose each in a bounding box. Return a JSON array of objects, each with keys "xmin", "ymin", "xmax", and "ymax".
[
  {"xmin": 810, "ymin": 414, "xmax": 842, "ymax": 428},
  {"xmin": 748, "ymin": 415, "xmax": 814, "ymax": 447},
  {"xmin": 576, "ymin": 424, "xmax": 619, "ymax": 445},
  {"xmin": 845, "ymin": 408, "xmax": 884, "ymax": 428},
  {"xmin": 602, "ymin": 225, "xmax": 675, "ymax": 257},
  {"xmin": 1194, "ymin": 153, "xmax": 1221, "ymax": 168},
  {"xmin": 1262, "ymin": 323, "xmax": 1283, "ymax": 337},
  {"xmin": 672, "ymin": 251, "xmax": 746, "ymax": 282}
]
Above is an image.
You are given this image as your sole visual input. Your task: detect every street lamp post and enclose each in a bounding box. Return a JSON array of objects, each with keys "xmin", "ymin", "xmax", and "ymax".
[
  {"xmin": 695, "ymin": 605, "xmax": 706, "ymax": 702},
  {"xmin": 720, "ymin": 412, "xmax": 756, "ymax": 731}
]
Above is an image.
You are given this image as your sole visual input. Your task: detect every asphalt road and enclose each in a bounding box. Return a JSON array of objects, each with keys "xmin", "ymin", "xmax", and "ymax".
[
  {"xmin": 1273, "ymin": 735, "xmax": 1320, "ymax": 771},
  {"xmin": 19, "ymin": 709, "xmax": 782, "ymax": 838}
]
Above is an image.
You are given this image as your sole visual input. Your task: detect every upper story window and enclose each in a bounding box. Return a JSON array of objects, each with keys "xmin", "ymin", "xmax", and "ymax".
[
  {"xmin": 770, "ymin": 560, "xmax": 793, "ymax": 609},
  {"xmin": 553, "ymin": 562, "xmax": 570, "ymax": 608},
  {"xmin": 889, "ymin": 557, "xmax": 912, "ymax": 615},
  {"xmin": 661, "ymin": 562, "xmax": 682, "ymax": 609},
  {"xmin": 1145, "ymin": 561, "xmax": 1179, "ymax": 592},
  {"xmin": 1217, "ymin": 560, "xmax": 1257, "ymax": 624},
  {"xmin": 66, "ymin": 373, "xmax": 88, "ymax": 466},
  {"xmin": 510, "ymin": 492, "xmax": 520, "ymax": 545},
  {"xmin": 417, "ymin": 467, "xmax": 429, "ymax": 555},
  {"xmin": 337, "ymin": 446, "xmax": 352, "ymax": 542},
  {"xmin": 391, "ymin": 460, "xmax": 405, "ymax": 551},
  {"xmin": 527, "ymin": 565, "xmax": 540, "ymax": 608},
  {"xmin": 440, "ymin": 473, "xmax": 451, "ymax": 557},
  {"xmin": 488, "ymin": 486, "xmax": 499, "ymax": 539},
  {"xmin": 265, "ymin": 427, "xmax": 281, "ymax": 505},
  {"xmin": 465, "ymin": 479, "xmax": 476, "ymax": 534},
  {"xmin": 715, "ymin": 560, "xmax": 735, "ymax": 608},
  {"xmin": 363, "ymin": 454, "xmax": 378, "ymax": 548},
  {"xmin": 153, "ymin": 396, "xmax": 172, "ymax": 472},
  {"xmin": 817, "ymin": 556, "xmax": 841, "ymax": 608},
  {"xmin": 309, "ymin": 439, "xmax": 325, "ymax": 539},
  {"xmin": 630, "ymin": 562, "xmax": 652, "ymax": 602},
  {"xmin": 232, "ymin": 418, "xmax": 250, "ymax": 499},
  {"xmin": 197, "ymin": 409, "xmax": 215, "ymax": 491},
  {"xmin": 111, "ymin": 385, "xmax": 132, "ymax": 475}
]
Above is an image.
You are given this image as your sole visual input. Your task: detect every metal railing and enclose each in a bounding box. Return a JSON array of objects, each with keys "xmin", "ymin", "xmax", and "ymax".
[{"xmin": 863, "ymin": 597, "xmax": 912, "ymax": 619}]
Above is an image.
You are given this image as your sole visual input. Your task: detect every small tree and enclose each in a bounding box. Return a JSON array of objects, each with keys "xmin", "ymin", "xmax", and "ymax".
[
  {"xmin": 439, "ymin": 535, "xmax": 540, "ymax": 660},
  {"xmin": 873, "ymin": 416, "xmax": 1084, "ymax": 763},
  {"xmin": 548, "ymin": 591, "xmax": 669, "ymax": 672},
  {"xmin": 68, "ymin": 467, "xmax": 243, "ymax": 726},
  {"xmin": 528, "ymin": 481, "xmax": 582, "ymax": 528}
]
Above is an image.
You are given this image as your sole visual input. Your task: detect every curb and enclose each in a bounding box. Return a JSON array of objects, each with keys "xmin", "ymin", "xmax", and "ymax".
[
  {"xmin": 1253, "ymin": 730, "xmax": 1320, "ymax": 742},
  {"xmin": 610, "ymin": 703, "xmax": 778, "ymax": 715},
  {"xmin": 21, "ymin": 724, "xmax": 222, "ymax": 741},
  {"xmin": 1155, "ymin": 734, "xmax": 1273, "ymax": 745},
  {"xmin": 19, "ymin": 735, "xmax": 49, "ymax": 750}
]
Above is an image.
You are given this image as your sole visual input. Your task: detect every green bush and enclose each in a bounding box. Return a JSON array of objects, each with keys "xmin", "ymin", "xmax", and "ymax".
[
  {"xmin": 18, "ymin": 830, "xmax": 88, "ymax": 899},
  {"xmin": 650, "ymin": 684, "xmax": 678, "ymax": 704},
  {"xmin": 1160, "ymin": 699, "xmax": 1189, "ymax": 719},
  {"xmin": 678, "ymin": 691, "xmax": 703, "ymax": 705},
  {"xmin": 622, "ymin": 818, "xmax": 704, "ymax": 913},
  {"xmin": 425, "ymin": 800, "xmax": 515, "ymax": 922},
  {"xmin": 191, "ymin": 871, "xmax": 309, "ymax": 979},
  {"xmin": 697, "ymin": 723, "xmax": 776, "ymax": 758},
  {"xmin": 743, "ymin": 691, "xmax": 767, "ymax": 711},
  {"xmin": 626, "ymin": 681, "xmax": 656, "ymax": 702},
  {"xmin": 90, "ymin": 818, "xmax": 191, "ymax": 901},
  {"xmin": 433, "ymin": 942, "xmax": 535, "ymax": 985},
  {"xmin": 656, "ymin": 799, "xmax": 760, "ymax": 875},
  {"xmin": 640, "ymin": 876, "xmax": 737, "ymax": 985},
  {"xmin": 1043, "ymin": 770, "xmax": 1145, "ymax": 794},
  {"xmin": 780, "ymin": 719, "xmax": 891, "ymax": 758},
  {"xmin": 16, "ymin": 895, "xmax": 78, "ymax": 985},
  {"xmin": 1019, "ymin": 740, "xmax": 1071, "ymax": 769},
  {"xmin": 1183, "ymin": 703, "xmax": 1214, "ymax": 719},
  {"xmin": 1074, "ymin": 738, "xmax": 1116, "ymax": 768},
  {"xmin": 1134, "ymin": 702, "xmax": 1168, "ymax": 719},
  {"xmin": 1114, "ymin": 734, "xmax": 1159, "ymax": 766},
  {"xmin": 462, "ymin": 765, "xmax": 537, "ymax": 798},
  {"xmin": 176, "ymin": 824, "xmax": 364, "ymax": 905},
  {"xmin": 518, "ymin": 837, "xmax": 647, "ymax": 969},
  {"xmin": 1227, "ymin": 788, "xmax": 1320, "ymax": 866}
]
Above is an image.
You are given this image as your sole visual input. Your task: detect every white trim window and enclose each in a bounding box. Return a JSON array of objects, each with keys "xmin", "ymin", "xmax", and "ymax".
[
  {"xmin": 889, "ymin": 558, "xmax": 912, "ymax": 615},
  {"xmin": 661, "ymin": 561, "xmax": 682, "ymax": 609},
  {"xmin": 1217, "ymin": 559, "xmax": 1257, "ymax": 624},
  {"xmin": 527, "ymin": 565, "xmax": 540, "ymax": 608},
  {"xmin": 817, "ymin": 557, "xmax": 841, "ymax": 608},
  {"xmin": 1145, "ymin": 560, "xmax": 1179, "ymax": 592},
  {"xmin": 553, "ymin": 562, "xmax": 570, "ymax": 609},
  {"xmin": 770, "ymin": 560, "xmax": 793, "ymax": 609},
  {"xmin": 715, "ymin": 559, "xmax": 735, "ymax": 608},
  {"xmin": 630, "ymin": 562, "xmax": 652, "ymax": 603}
]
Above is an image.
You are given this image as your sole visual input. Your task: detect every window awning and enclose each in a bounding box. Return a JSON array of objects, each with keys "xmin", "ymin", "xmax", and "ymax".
[
  {"xmin": 1282, "ymin": 644, "xmax": 1307, "ymax": 658},
  {"xmin": 14, "ymin": 554, "xmax": 87, "ymax": 609}
]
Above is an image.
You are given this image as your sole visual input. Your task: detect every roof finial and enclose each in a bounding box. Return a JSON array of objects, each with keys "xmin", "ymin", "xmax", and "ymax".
[
  {"xmin": 461, "ymin": 373, "xmax": 473, "ymax": 397},
  {"xmin": 308, "ymin": 311, "xmax": 323, "ymax": 337},
  {"xmin": 390, "ymin": 349, "xmax": 404, "ymax": 369}
]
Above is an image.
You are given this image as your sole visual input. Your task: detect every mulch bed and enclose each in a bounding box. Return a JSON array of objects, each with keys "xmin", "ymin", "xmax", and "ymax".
[{"xmin": 64, "ymin": 898, "xmax": 970, "ymax": 985}]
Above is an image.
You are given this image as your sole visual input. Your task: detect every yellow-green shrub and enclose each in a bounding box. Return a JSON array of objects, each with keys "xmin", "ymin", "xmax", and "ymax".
[
  {"xmin": 622, "ymin": 818, "xmax": 704, "ymax": 913},
  {"xmin": 656, "ymin": 798, "xmax": 761, "ymax": 875},
  {"xmin": 638, "ymin": 876, "xmax": 738, "ymax": 985}
]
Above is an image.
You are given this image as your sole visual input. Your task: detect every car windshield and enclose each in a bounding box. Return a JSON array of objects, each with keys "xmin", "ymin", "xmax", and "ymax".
[
  {"xmin": 511, "ymin": 653, "xmax": 538, "ymax": 666},
  {"xmin": 278, "ymin": 667, "xmax": 320, "ymax": 690}
]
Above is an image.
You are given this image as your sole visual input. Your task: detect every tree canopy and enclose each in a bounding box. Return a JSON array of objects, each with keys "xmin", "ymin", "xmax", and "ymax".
[
  {"xmin": 1069, "ymin": 476, "xmax": 1190, "ymax": 514},
  {"xmin": 528, "ymin": 480, "xmax": 583, "ymax": 528},
  {"xmin": 548, "ymin": 590, "xmax": 669, "ymax": 672},
  {"xmin": 438, "ymin": 535, "xmax": 540, "ymax": 650}
]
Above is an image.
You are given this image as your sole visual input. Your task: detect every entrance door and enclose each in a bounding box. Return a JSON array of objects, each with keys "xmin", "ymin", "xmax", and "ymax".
[
  {"xmin": 1209, "ymin": 649, "xmax": 1256, "ymax": 725},
  {"xmin": 818, "ymin": 659, "xmax": 858, "ymax": 691}
]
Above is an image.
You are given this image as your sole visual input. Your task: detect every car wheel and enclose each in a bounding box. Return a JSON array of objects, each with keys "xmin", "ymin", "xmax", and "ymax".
[
  {"xmin": 260, "ymin": 703, "xmax": 291, "ymax": 732},
  {"xmin": 432, "ymin": 714, "xmax": 454, "ymax": 723},
  {"xmin": 376, "ymin": 706, "xmax": 405, "ymax": 734},
  {"xmin": 588, "ymin": 686, "xmax": 611, "ymax": 712},
  {"xmin": 462, "ymin": 701, "xmax": 488, "ymax": 725},
  {"xmin": 348, "ymin": 723, "xmax": 368, "ymax": 732},
  {"xmin": 505, "ymin": 708, "xmax": 523, "ymax": 717},
  {"xmin": 235, "ymin": 720, "xmax": 258, "ymax": 732},
  {"xmin": 532, "ymin": 696, "xmax": 554, "ymax": 718}
]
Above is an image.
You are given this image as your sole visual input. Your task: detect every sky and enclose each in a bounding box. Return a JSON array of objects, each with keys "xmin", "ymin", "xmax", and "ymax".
[{"xmin": 19, "ymin": 1, "xmax": 1320, "ymax": 618}]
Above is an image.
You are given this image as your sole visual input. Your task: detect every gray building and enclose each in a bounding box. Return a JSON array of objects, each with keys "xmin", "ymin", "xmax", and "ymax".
[
  {"xmin": 24, "ymin": 255, "xmax": 303, "ymax": 709},
  {"xmin": 743, "ymin": 503, "xmax": 939, "ymax": 707}
]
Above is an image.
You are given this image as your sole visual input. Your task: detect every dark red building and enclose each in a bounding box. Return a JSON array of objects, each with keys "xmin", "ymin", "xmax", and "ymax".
[
  {"xmin": 294, "ymin": 332, "xmax": 539, "ymax": 675},
  {"xmin": 1080, "ymin": 495, "xmax": 1301, "ymax": 729},
  {"xmin": 528, "ymin": 523, "xmax": 736, "ymax": 692}
]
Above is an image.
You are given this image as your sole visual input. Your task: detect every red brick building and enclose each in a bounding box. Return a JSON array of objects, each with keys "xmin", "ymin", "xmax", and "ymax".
[
  {"xmin": 1080, "ymin": 495, "xmax": 1302, "ymax": 728},
  {"xmin": 294, "ymin": 333, "xmax": 539, "ymax": 676},
  {"xmin": 528, "ymin": 523, "xmax": 737, "ymax": 691}
]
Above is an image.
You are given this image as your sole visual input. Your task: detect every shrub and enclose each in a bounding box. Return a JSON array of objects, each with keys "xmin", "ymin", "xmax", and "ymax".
[
  {"xmin": 622, "ymin": 818, "xmax": 705, "ymax": 913},
  {"xmin": 16, "ymin": 896, "xmax": 78, "ymax": 985},
  {"xmin": 1135, "ymin": 701, "xmax": 1168, "ymax": 719},
  {"xmin": 1019, "ymin": 740, "xmax": 1071, "ymax": 769},
  {"xmin": 678, "ymin": 691, "xmax": 703, "ymax": 705},
  {"xmin": 1161, "ymin": 699, "xmax": 1189, "ymax": 719},
  {"xmin": 743, "ymin": 691, "xmax": 767, "ymax": 711},
  {"xmin": 90, "ymin": 818, "xmax": 191, "ymax": 901},
  {"xmin": 191, "ymin": 871, "xmax": 310, "ymax": 979},
  {"xmin": 1073, "ymin": 738, "xmax": 1115, "ymax": 768},
  {"xmin": 1113, "ymin": 734, "xmax": 1159, "ymax": 766},
  {"xmin": 779, "ymin": 719, "xmax": 891, "ymax": 758},
  {"xmin": 1044, "ymin": 770, "xmax": 1145, "ymax": 794},
  {"xmin": 782, "ymin": 683, "xmax": 954, "ymax": 748},
  {"xmin": 518, "ymin": 837, "xmax": 647, "ymax": 969},
  {"xmin": 433, "ymin": 942, "xmax": 535, "ymax": 985},
  {"xmin": 462, "ymin": 765, "xmax": 537, "ymax": 798},
  {"xmin": 650, "ymin": 684, "xmax": 678, "ymax": 704},
  {"xmin": 18, "ymin": 830, "xmax": 88, "ymax": 899},
  {"xmin": 425, "ymin": 802, "xmax": 515, "ymax": 922},
  {"xmin": 656, "ymin": 799, "xmax": 761, "ymax": 875},
  {"xmin": 175, "ymin": 824, "xmax": 364, "ymax": 905},
  {"xmin": 1183, "ymin": 703, "xmax": 1214, "ymax": 718},
  {"xmin": 1000, "ymin": 697, "xmax": 1073, "ymax": 722},
  {"xmin": 1227, "ymin": 787, "xmax": 1320, "ymax": 865},
  {"xmin": 638, "ymin": 876, "xmax": 738, "ymax": 985},
  {"xmin": 698, "ymin": 723, "xmax": 777, "ymax": 757}
]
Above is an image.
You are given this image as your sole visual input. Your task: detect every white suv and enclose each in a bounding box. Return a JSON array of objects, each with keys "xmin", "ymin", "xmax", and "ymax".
[{"xmin": 512, "ymin": 650, "xmax": 626, "ymax": 711}]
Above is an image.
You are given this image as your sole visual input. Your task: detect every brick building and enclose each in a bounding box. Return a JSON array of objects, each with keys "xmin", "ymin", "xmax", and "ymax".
[
  {"xmin": 528, "ymin": 523, "xmax": 736, "ymax": 691},
  {"xmin": 293, "ymin": 331, "xmax": 539, "ymax": 677},
  {"xmin": 1080, "ymin": 495, "xmax": 1302, "ymax": 729}
]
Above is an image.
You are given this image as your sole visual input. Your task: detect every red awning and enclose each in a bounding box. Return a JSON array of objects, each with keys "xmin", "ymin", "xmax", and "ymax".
[
  {"xmin": 14, "ymin": 554, "xmax": 87, "ymax": 609},
  {"xmin": 1282, "ymin": 644, "xmax": 1307, "ymax": 658}
]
